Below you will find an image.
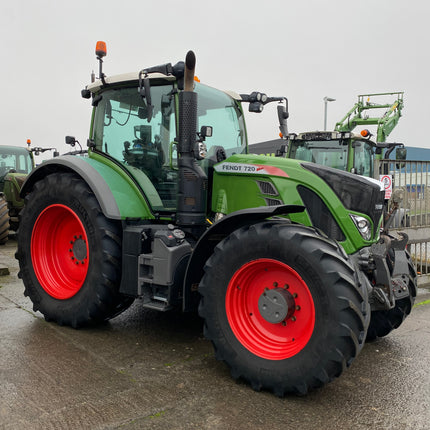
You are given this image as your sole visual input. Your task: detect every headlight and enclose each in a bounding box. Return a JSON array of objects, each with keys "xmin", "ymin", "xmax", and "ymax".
[{"xmin": 350, "ymin": 214, "xmax": 371, "ymax": 241}]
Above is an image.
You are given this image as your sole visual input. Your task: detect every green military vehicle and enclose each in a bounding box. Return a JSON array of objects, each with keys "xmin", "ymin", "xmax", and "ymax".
[{"xmin": 16, "ymin": 44, "xmax": 416, "ymax": 395}]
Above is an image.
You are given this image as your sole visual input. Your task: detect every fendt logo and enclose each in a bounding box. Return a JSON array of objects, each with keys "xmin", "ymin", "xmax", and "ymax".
[{"xmin": 215, "ymin": 162, "xmax": 289, "ymax": 178}]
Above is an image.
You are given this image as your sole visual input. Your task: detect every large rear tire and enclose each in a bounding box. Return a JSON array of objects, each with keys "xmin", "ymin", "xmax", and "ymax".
[
  {"xmin": 366, "ymin": 251, "xmax": 417, "ymax": 341},
  {"xmin": 16, "ymin": 173, "xmax": 133, "ymax": 327},
  {"xmin": 0, "ymin": 195, "xmax": 10, "ymax": 245},
  {"xmin": 198, "ymin": 222, "xmax": 369, "ymax": 395}
]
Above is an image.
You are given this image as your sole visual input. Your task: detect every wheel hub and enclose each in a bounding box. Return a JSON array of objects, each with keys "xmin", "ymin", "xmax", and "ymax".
[
  {"xmin": 71, "ymin": 236, "xmax": 87, "ymax": 262},
  {"xmin": 258, "ymin": 287, "xmax": 295, "ymax": 324}
]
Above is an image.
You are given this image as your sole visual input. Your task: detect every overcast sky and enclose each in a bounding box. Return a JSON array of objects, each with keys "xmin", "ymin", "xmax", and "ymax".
[{"xmin": 1, "ymin": 0, "xmax": 429, "ymax": 156}]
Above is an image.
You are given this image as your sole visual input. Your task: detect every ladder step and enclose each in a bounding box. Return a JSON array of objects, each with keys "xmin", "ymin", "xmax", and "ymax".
[{"xmin": 142, "ymin": 300, "xmax": 172, "ymax": 312}]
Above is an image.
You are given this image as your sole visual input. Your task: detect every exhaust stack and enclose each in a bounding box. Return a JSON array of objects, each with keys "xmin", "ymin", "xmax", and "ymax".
[{"xmin": 176, "ymin": 51, "xmax": 208, "ymax": 228}]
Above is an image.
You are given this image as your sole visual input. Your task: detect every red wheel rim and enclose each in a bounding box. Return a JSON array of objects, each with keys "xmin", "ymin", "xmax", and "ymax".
[
  {"xmin": 225, "ymin": 258, "xmax": 315, "ymax": 360},
  {"xmin": 31, "ymin": 204, "xmax": 89, "ymax": 299}
]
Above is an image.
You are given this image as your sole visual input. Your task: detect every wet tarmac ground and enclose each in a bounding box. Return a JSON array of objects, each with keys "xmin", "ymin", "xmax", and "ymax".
[{"xmin": 1, "ymin": 237, "xmax": 429, "ymax": 430}]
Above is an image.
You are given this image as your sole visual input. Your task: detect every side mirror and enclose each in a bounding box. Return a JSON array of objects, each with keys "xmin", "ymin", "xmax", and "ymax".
[
  {"xmin": 396, "ymin": 147, "xmax": 407, "ymax": 160},
  {"xmin": 275, "ymin": 143, "xmax": 287, "ymax": 157},
  {"xmin": 277, "ymin": 103, "xmax": 289, "ymax": 137},
  {"xmin": 396, "ymin": 147, "xmax": 407, "ymax": 169},
  {"xmin": 65, "ymin": 136, "xmax": 77, "ymax": 146}
]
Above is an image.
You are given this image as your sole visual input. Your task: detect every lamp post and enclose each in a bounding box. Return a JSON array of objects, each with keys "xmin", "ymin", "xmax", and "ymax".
[{"xmin": 323, "ymin": 96, "xmax": 336, "ymax": 131}]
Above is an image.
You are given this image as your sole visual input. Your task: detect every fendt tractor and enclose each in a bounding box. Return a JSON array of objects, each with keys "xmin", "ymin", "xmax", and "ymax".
[
  {"xmin": 0, "ymin": 141, "xmax": 59, "ymax": 243},
  {"xmin": 16, "ymin": 43, "xmax": 417, "ymax": 396},
  {"xmin": 250, "ymin": 92, "xmax": 408, "ymax": 228},
  {"xmin": 0, "ymin": 144, "xmax": 35, "ymax": 244},
  {"xmin": 285, "ymin": 92, "xmax": 406, "ymax": 177},
  {"xmin": 284, "ymin": 92, "xmax": 409, "ymax": 230}
]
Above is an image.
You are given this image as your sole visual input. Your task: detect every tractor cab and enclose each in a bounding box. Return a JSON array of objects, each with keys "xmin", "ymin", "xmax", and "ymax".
[
  {"xmin": 0, "ymin": 145, "xmax": 34, "ymax": 190},
  {"xmin": 287, "ymin": 131, "xmax": 375, "ymax": 176},
  {"xmin": 86, "ymin": 74, "xmax": 247, "ymax": 211},
  {"xmin": 286, "ymin": 130, "xmax": 406, "ymax": 178}
]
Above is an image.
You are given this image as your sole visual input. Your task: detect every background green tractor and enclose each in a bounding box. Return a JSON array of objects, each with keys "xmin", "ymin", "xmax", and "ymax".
[
  {"xmin": 285, "ymin": 92, "xmax": 406, "ymax": 177},
  {"xmin": 0, "ymin": 145, "xmax": 35, "ymax": 230},
  {"xmin": 16, "ymin": 44, "xmax": 416, "ymax": 395},
  {"xmin": 0, "ymin": 143, "xmax": 58, "ymax": 243},
  {"xmin": 250, "ymin": 92, "xmax": 409, "ymax": 228},
  {"xmin": 0, "ymin": 145, "xmax": 35, "ymax": 243}
]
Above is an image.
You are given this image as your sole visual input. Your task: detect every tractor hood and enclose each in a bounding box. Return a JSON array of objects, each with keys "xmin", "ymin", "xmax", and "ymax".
[{"xmin": 212, "ymin": 154, "xmax": 385, "ymax": 253}]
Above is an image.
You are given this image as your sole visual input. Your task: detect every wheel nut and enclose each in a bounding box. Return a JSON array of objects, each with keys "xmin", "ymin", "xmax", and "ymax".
[
  {"xmin": 291, "ymin": 316, "xmax": 296, "ymax": 322},
  {"xmin": 273, "ymin": 282, "xmax": 278, "ymax": 287},
  {"xmin": 296, "ymin": 305, "xmax": 301, "ymax": 311}
]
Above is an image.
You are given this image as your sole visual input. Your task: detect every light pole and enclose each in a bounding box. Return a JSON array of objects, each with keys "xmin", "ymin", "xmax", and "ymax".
[{"xmin": 323, "ymin": 96, "xmax": 336, "ymax": 131}]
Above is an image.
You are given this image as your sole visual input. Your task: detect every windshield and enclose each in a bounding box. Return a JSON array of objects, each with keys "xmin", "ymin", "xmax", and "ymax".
[
  {"xmin": 288, "ymin": 140, "xmax": 348, "ymax": 170},
  {"xmin": 92, "ymin": 81, "xmax": 246, "ymax": 211}
]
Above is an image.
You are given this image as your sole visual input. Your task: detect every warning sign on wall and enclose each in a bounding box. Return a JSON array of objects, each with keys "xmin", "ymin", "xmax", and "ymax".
[{"xmin": 380, "ymin": 174, "xmax": 392, "ymax": 199}]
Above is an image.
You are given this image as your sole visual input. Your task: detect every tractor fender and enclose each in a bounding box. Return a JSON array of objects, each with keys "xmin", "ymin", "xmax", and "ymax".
[
  {"xmin": 182, "ymin": 204, "xmax": 305, "ymax": 311},
  {"xmin": 21, "ymin": 155, "xmax": 152, "ymax": 220}
]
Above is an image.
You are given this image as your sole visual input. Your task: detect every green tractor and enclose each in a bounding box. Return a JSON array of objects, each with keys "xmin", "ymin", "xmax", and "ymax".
[
  {"xmin": 284, "ymin": 92, "xmax": 406, "ymax": 177},
  {"xmin": 0, "ymin": 142, "xmax": 58, "ymax": 243},
  {"xmin": 0, "ymin": 144, "xmax": 35, "ymax": 243},
  {"xmin": 16, "ymin": 44, "xmax": 416, "ymax": 395},
  {"xmin": 251, "ymin": 92, "xmax": 409, "ymax": 227}
]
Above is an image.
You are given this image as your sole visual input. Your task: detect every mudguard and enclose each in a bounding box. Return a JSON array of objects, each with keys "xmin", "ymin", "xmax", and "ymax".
[
  {"xmin": 20, "ymin": 155, "xmax": 154, "ymax": 220},
  {"xmin": 182, "ymin": 204, "xmax": 305, "ymax": 311}
]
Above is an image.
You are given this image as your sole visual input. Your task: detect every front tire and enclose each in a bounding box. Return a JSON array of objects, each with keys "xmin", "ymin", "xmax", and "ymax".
[
  {"xmin": 198, "ymin": 222, "xmax": 369, "ymax": 395},
  {"xmin": 16, "ymin": 173, "xmax": 133, "ymax": 327}
]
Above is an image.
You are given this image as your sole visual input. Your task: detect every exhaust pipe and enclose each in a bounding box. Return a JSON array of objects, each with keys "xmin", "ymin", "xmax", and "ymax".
[{"xmin": 176, "ymin": 51, "xmax": 208, "ymax": 228}]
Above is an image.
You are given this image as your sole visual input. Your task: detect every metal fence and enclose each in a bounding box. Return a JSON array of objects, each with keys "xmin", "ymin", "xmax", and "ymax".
[{"xmin": 377, "ymin": 159, "xmax": 430, "ymax": 287}]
